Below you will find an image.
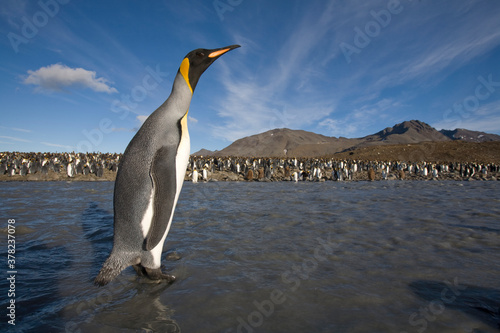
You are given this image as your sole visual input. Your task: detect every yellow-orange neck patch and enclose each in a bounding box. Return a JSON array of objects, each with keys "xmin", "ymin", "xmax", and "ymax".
[{"xmin": 179, "ymin": 58, "xmax": 193, "ymax": 93}]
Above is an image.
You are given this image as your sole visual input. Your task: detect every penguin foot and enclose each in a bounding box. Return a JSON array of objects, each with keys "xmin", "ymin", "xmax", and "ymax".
[
  {"xmin": 132, "ymin": 264, "xmax": 148, "ymax": 277},
  {"xmin": 144, "ymin": 267, "xmax": 176, "ymax": 284},
  {"xmin": 133, "ymin": 264, "xmax": 175, "ymax": 283}
]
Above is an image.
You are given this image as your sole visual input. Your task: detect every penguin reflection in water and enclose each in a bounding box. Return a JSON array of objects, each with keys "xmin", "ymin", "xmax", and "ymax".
[{"xmin": 95, "ymin": 45, "xmax": 240, "ymax": 286}]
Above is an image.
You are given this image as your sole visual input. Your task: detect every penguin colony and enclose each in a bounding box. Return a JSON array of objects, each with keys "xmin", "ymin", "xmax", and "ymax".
[
  {"xmin": 0, "ymin": 152, "xmax": 119, "ymax": 178},
  {"xmin": 186, "ymin": 156, "xmax": 500, "ymax": 182},
  {"xmin": 1, "ymin": 152, "xmax": 498, "ymax": 181},
  {"xmin": 1, "ymin": 152, "xmax": 499, "ymax": 181},
  {"xmin": 94, "ymin": 45, "xmax": 240, "ymax": 286}
]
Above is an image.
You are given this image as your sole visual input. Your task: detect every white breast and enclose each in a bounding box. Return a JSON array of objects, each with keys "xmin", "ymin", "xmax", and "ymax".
[{"xmin": 143, "ymin": 114, "xmax": 190, "ymax": 266}]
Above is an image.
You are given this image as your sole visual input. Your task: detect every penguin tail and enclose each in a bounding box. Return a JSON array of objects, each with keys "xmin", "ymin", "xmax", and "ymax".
[{"xmin": 94, "ymin": 254, "xmax": 130, "ymax": 287}]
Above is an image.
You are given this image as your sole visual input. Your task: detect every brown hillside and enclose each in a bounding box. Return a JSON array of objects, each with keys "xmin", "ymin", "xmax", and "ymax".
[
  {"xmin": 333, "ymin": 141, "xmax": 500, "ymax": 163},
  {"xmin": 213, "ymin": 128, "xmax": 358, "ymax": 157},
  {"xmin": 196, "ymin": 120, "xmax": 500, "ymax": 159}
]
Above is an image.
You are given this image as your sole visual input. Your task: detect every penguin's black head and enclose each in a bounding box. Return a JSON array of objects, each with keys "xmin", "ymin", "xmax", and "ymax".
[{"xmin": 179, "ymin": 44, "xmax": 240, "ymax": 92}]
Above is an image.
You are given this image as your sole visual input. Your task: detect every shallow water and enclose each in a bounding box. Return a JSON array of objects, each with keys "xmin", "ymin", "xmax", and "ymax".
[{"xmin": 1, "ymin": 180, "xmax": 499, "ymax": 333}]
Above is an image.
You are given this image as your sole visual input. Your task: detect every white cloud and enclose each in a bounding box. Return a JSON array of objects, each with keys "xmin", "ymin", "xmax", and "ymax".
[
  {"xmin": 188, "ymin": 116, "xmax": 198, "ymax": 123},
  {"xmin": 433, "ymin": 100, "xmax": 500, "ymax": 133},
  {"xmin": 318, "ymin": 118, "xmax": 356, "ymax": 137},
  {"xmin": 212, "ymin": 3, "xmax": 339, "ymax": 142},
  {"xmin": 12, "ymin": 127, "xmax": 32, "ymax": 133},
  {"xmin": 457, "ymin": 117, "xmax": 500, "ymax": 134},
  {"xmin": 41, "ymin": 142, "xmax": 74, "ymax": 149},
  {"xmin": 111, "ymin": 127, "xmax": 135, "ymax": 133},
  {"xmin": 23, "ymin": 63, "xmax": 118, "ymax": 94},
  {"xmin": 207, "ymin": 1, "xmax": 500, "ymax": 144},
  {"xmin": 319, "ymin": 98, "xmax": 399, "ymax": 137},
  {"xmin": 434, "ymin": 116, "xmax": 500, "ymax": 134},
  {"xmin": 212, "ymin": 68, "xmax": 334, "ymax": 142},
  {"xmin": 397, "ymin": 29, "xmax": 500, "ymax": 86},
  {"xmin": 315, "ymin": 1, "xmax": 500, "ymax": 139},
  {"xmin": 361, "ymin": 2, "xmax": 500, "ymax": 93},
  {"xmin": 0, "ymin": 135, "xmax": 31, "ymax": 143},
  {"xmin": 0, "ymin": 126, "xmax": 31, "ymax": 133},
  {"xmin": 137, "ymin": 115, "xmax": 148, "ymax": 124}
]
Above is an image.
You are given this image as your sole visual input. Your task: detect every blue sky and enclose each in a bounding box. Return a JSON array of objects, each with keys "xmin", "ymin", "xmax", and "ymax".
[{"xmin": 1, "ymin": 0, "xmax": 500, "ymax": 153}]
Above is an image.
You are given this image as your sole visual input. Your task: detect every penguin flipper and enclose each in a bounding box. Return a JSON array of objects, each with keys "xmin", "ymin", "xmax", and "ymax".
[{"xmin": 145, "ymin": 145, "xmax": 178, "ymax": 251}]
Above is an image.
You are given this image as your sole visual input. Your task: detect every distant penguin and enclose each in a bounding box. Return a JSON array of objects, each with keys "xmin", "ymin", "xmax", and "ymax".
[
  {"xmin": 95, "ymin": 45, "xmax": 240, "ymax": 286},
  {"xmin": 312, "ymin": 167, "xmax": 319, "ymax": 179},
  {"xmin": 432, "ymin": 167, "xmax": 438, "ymax": 178},
  {"xmin": 20, "ymin": 164, "xmax": 28, "ymax": 176},
  {"xmin": 337, "ymin": 169, "xmax": 343, "ymax": 181},
  {"xmin": 284, "ymin": 166, "xmax": 290, "ymax": 179},
  {"xmin": 41, "ymin": 164, "xmax": 49, "ymax": 175},
  {"xmin": 381, "ymin": 166, "xmax": 388, "ymax": 180},
  {"xmin": 264, "ymin": 165, "xmax": 272, "ymax": 179},
  {"xmin": 96, "ymin": 165, "xmax": 104, "ymax": 178},
  {"xmin": 33, "ymin": 161, "xmax": 42, "ymax": 174},
  {"xmin": 75, "ymin": 162, "xmax": 83, "ymax": 175},
  {"xmin": 67, "ymin": 163, "xmax": 75, "ymax": 178},
  {"xmin": 192, "ymin": 169, "xmax": 198, "ymax": 183},
  {"xmin": 90, "ymin": 162, "xmax": 97, "ymax": 174},
  {"xmin": 258, "ymin": 168, "xmax": 265, "ymax": 179},
  {"xmin": 368, "ymin": 168, "xmax": 375, "ymax": 181}
]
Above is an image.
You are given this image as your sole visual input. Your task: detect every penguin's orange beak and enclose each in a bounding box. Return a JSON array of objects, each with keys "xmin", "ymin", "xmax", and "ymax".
[
  {"xmin": 208, "ymin": 45, "xmax": 241, "ymax": 58},
  {"xmin": 208, "ymin": 48, "xmax": 230, "ymax": 58}
]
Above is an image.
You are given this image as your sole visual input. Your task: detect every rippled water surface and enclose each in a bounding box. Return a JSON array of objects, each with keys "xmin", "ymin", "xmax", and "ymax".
[{"xmin": 1, "ymin": 180, "xmax": 499, "ymax": 333}]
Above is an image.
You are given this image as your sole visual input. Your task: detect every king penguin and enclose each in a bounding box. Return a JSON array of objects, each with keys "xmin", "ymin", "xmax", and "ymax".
[{"xmin": 95, "ymin": 44, "xmax": 240, "ymax": 286}]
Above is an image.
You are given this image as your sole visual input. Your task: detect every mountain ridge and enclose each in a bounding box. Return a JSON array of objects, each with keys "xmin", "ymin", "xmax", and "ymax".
[
  {"xmin": 193, "ymin": 120, "xmax": 500, "ymax": 157},
  {"xmin": 439, "ymin": 128, "xmax": 500, "ymax": 142}
]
